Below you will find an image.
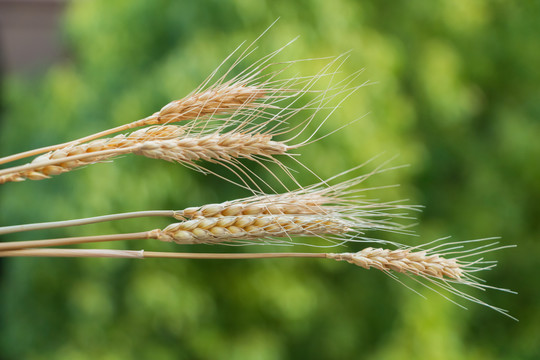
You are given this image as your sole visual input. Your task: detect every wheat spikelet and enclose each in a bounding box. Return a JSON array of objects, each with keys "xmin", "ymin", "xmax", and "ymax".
[
  {"xmin": 171, "ymin": 166, "xmax": 418, "ymax": 246},
  {"xmin": 157, "ymin": 215, "xmax": 349, "ymax": 245}
]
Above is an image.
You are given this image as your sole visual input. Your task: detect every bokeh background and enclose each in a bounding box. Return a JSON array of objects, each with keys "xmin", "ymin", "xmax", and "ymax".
[{"xmin": 1, "ymin": 0, "xmax": 539, "ymax": 359}]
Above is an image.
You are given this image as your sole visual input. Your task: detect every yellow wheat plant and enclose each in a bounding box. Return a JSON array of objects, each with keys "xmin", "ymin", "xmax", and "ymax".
[{"xmin": 0, "ymin": 38, "xmax": 515, "ymax": 319}]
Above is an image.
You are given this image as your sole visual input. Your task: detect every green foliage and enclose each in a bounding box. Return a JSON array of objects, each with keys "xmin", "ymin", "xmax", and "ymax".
[{"xmin": 1, "ymin": 0, "xmax": 539, "ymax": 358}]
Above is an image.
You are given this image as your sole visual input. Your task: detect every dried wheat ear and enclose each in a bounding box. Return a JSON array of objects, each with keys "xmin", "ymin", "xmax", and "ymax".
[
  {"xmin": 162, "ymin": 168, "xmax": 416, "ymax": 246},
  {"xmin": 0, "ymin": 81, "xmax": 281, "ymax": 183},
  {"xmin": 329, "ymin": 239, "xmax": 516, "ymax": 320},
  {"xmin": 0, "ymin": 60, "xmax": 344, "ymax": 184},
  {"xmin": 0, "ymin": 46, "xmax": 346, "ymax": 181},
  {"xmin": 0, "ymin": 126, "xmax": 292, "ymax": 183}
]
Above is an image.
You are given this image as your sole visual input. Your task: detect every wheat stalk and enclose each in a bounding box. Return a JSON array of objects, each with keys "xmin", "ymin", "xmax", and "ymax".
[
  {"xmin": 0, "ymin": 214, "xmax": 346, "ymax": 250},
  {"xmin": 0, "ymin": 239, "xmax": 515, "ymax": 319}
]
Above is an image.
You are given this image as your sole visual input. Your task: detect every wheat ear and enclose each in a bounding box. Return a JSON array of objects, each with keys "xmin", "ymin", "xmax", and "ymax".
[
  {"xmin": 0, "ymin": 212, "xmax": 347, "ymax": 250},
  {"xmin": 0, "ymin": 166, "xmax": 416, "ymax": 245},
  {"xmin": 174, "ymin": 167, "xmax": 417, "ymax": 244},
  {"xmin": 0, "ymin": 127, "xmax": 293, "ymax": 184},
  {"xmin": 328, "ymin": 247, "xmax": 463, "ymax": 279},
  {"xmin": 157, "ymin": 215, "xmax": 349, "ymax": 245},
  {"xmin": 0, "ymin": 125, "xmax": 185, "ymax": 183},
  {"xmin": 140, "ymin": 82, "xmax": 268, "ymax": 126},
  {"xmin": 0, "ymin": 46, "xmax": 356, "ymax": 171},
  {"xmin": 0, "ymin": 36, "xmax": 330, "ymax": 167},
  {"xmin": 0, "ymin": 165, "xmax": 416, "ymax": 241},
  {"xmin": 0, "ymin": 241, "xmax": 515, "ymax": 319},
  {"xmin": 0, "ymin": 215, "xmax": 346, "ymax": 250},
  {"xmin": 330, "ymin": 238, "xmax": 516, "ymax": 319},
  {"xmin": 135, "ymin": 131, "xmax": 288, "ymax": 163}
]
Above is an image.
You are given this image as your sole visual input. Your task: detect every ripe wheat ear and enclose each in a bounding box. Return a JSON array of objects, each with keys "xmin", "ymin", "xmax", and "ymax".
[
  {"xmin": 327, "ymin": 238, "xmax": 516, "ymax": 320},
  {"xmin": 0, "ymin": 127, "xmax": 292, "ymax": 184},
  {"xmin": 0, "ymin": 38, "xmax": 346, "ymax": 167},
  {"xmin": 156, "ymin": 164, "xmax": 415, "ymax": 247},
  {"xmin": 0, "ymin": 56, "xmax": 353, "ymax": 186},
  {"xmin": 0, "ymin": 165, "xmax": 416, "ymax": 241},
  {"xmin": 0, "ymin": 125, "xmax": 184, "ymax": 183},
  {"xmin": 157, "ymin": 215, "xmax": 348, "ymax": 245},
  {"xmin": 0, "ymin": 240, "xmax": 515, "ymax": 319}
]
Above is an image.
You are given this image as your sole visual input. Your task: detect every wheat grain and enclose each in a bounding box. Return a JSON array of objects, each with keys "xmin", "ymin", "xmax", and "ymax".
[{"xmin": 157, "ymin": 215, "xmax": 349, "ymax": 244}]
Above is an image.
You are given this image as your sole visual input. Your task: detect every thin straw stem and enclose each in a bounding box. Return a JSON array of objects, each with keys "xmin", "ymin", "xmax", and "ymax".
[
  {"xmin": 0, "ymin": 248, "xmax": 146, "ymax": 258},
  {"xmin": 0, "ymin": 231, "xmax": 155, "ymax": 251},
  {"xmin": 143, "ymin": 251, "xmax": 325, "ymax": 260},
  {"xmin": 0, "ymin": 248, "xmax": 327, "ymax": 259},
  {"xmin": 0, "ymin": 211, "xmax": 176, "ymax": 235}
]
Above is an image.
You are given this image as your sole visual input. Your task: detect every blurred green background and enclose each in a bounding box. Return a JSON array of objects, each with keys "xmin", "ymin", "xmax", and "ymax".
[{"xmin": 1, "ymin": 0, "xmax": 539, "ymax": 359}]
